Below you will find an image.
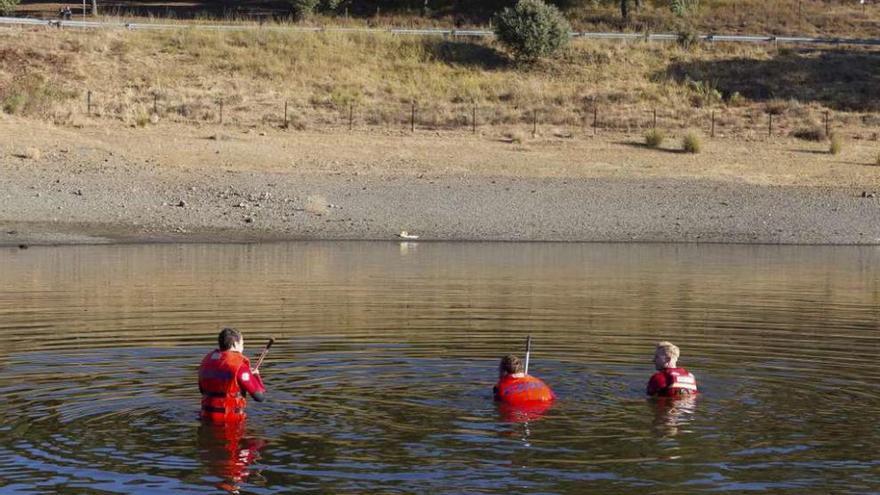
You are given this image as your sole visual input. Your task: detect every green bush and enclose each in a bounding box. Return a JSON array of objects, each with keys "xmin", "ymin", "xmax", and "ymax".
[
  {"xmin": 682, "ymin": 131, "xmax": 702, "ymax": 153},
  {"xmin": 493, "ymin": 0, "xmax": 571, "ymax": 61},
  {"xmin": 644, "ymin": 128, "xmax": 665, "ymax": 148},
  {"xmin": 288, "ymin": 0, "xmax": 339, "ymax": 20},
  {"xmin": 829, "ymin": 134, "xmax": 842, "ymax": 155},
  {"xmin": 0, "ymin": 0, "xmax": 19, "ymax": 15},
  {"xmin": 671, "ymin": 0, "xmax": 700, "ymax": 17}
]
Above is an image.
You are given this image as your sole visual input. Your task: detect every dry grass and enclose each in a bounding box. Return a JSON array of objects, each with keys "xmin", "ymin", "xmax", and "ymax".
[
  {"xmin": 0, "ymin": 25, "xmax": 878, "ymax": 139},
  {"xmin": 829, "ymin": 134, "xmax": 843, "ymax": 155},
  {"xmin": 682, "ymin": 131, "xmax": 702, "ymax": 153},
  {"xmin": 644, "ymin": 128, "xmax": 665, "ymax": 148}
]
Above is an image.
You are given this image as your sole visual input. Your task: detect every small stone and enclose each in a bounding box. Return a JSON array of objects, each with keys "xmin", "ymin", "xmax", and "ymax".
[
  {"xmin": 6, "ymin": 230, "xmax": 18, "ymax": 235},
  {"xmin": 18, "ymin": 244, "xmax": 28, "ymax": 250},
  {"xmin": 177, "ymin": 200, "xmax": 187, "ymax": 207},
  {"xmin": 244, "ymin": 217, "xmax": 254, "ymax": 223},
  {"xmin": 73, "ymin": 189, "xmax": 83, "ymax": 196}
]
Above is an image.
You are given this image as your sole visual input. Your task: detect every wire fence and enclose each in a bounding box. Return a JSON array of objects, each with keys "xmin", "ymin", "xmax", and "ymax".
[{"xmin": 74, "ymin": 89, "xmax": 880, "ymax": 142}]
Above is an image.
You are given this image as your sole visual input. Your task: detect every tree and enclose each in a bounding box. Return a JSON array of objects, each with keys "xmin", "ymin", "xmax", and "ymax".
[
  {"xmin": 493, "ymin": 0, "xmax": 571, "ymax": 61},
  {"xmin": 0, "ymin": 0, "xmax": 20, "ymax": 15}
]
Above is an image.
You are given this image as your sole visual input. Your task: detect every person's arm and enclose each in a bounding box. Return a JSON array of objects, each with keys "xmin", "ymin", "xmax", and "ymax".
[
  {"xmin": 238, "ymin": 366, "xmax": 267, "ymax": 402},
  {"xmin": 646, "ymin": 372, "xmax": 667, "ymax": 396}
]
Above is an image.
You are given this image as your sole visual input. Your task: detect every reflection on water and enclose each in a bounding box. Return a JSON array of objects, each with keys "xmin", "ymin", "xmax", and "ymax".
[{"xmin": 1, "ymin": 242, "xmax": 879, "ymax": 494}]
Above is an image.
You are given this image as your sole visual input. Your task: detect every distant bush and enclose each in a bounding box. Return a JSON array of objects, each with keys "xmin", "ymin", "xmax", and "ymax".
[
  {"xmin": 493, "ymin": 0, "xmax": 571, "ymax": 61},
  {"xmin": 677, "ymin": 28, "xmax": 700, "ymax": 49},
  {"xmin": 792, "ymin": 126, "xmax": 826, "ymax": 142},
  {"xmin": 644, "ymin": 128, "xmax": 665, "ymax": 148},
  {"xmin": 682, "ymin": 131, "xmax": 702, "ymax": 153},
  {"xmin": 875, "ymin": 151, "xmax": 880, "ymax": 166},
  {"xmin": 0, "ymin": 0, "xmax": 19, "ymax": 15},
  {"xmin": 687, "ymin": 79, "xmax": 721, "ymax": 107},
  {"xmin": 288, "ymin": 0, "xmax": 339, "ymax": 20},
  {"xmin": 829, "ymin": 134, "xmax": 842, "ymax": 155},
  {"xmin": 671, "ymin": 0, "xmax": 700, "ymax": 17},
  {"xmin": 727, "ymin": 91, "xmax": 746, "ymax": 107}
]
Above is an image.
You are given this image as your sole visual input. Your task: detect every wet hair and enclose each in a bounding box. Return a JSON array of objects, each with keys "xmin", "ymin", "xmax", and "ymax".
[
  {"xmin": 218, "ymin": 327, "xmax": 242, "ymax": 351},
  {"xmin": 499, "ymin": 354, "xmax": 524, "ymax": 375},
  {"xmin": 656, "ymin": 341, "xmax": 680, "ymax": 362}
]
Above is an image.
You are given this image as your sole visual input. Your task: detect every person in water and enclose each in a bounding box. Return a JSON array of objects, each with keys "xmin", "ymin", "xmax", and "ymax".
[
  {"xmin": 647, "ymin": 341, "xmax": 698, "ymax": 397},
  {"xmin": 493, "ymin": 354, "xmax": 555, "ymax": 404},
  {"xmin": 199, "ymin": 327, "xmax": 267, "ymax": 422}
]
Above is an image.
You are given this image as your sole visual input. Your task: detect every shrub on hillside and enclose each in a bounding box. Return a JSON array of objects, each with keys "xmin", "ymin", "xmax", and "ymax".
[
  {"xmin": 288, "ymin": 0, "xmax": 339, "ymax": 20},
  {"xmin": 493, "ymin": 0, "xmax": 571, "ymax": 61},
  {"xmin": 644, "ymin": 128, "xmax": 665, "ymax": 148},
  {"xmin": 682, "ymin": 131, "xmax": 702, "ymax": 153},
  {"xmin": 0, "ymin": 0, "xmax": 19, "ymax": 15},
  {"xmin": 671, "ymin": 0, "xmax": 700, "ymax": 17}
]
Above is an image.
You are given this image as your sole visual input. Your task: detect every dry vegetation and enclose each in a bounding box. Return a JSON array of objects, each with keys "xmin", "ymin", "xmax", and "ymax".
[{"xmin": 1, "ymin": 23, "xmax": 879, "ymax": 146}]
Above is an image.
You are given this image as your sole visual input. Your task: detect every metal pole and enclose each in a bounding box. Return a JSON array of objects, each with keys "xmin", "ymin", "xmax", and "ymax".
[
  {"xmin": 411, "ymin": 101, "xmax": 415, "ymax": 132},
  {"xmin": 653, "ymin": 108, "xmax": 657, "ymax": 129},
  {"xmin": 284, "ymin": 100, "xmax": 288, "ymax": 128},
  {"xmin": 219, "ymin": 99, "xmax": 223, "ymax": 124},
  {"xmin": 524, "ymin": 336, "xmax": 532, "ymax": 375},
  {"xmin": 86, "ymin": 90, "xmax": 91, "ymax": 115},
  {"xmin": 153, "ymin": 93, "xmax": 158, "ymax": 115},
  {"xmin": 768, "ymin": 113, "xmax": 773, "ymax": 137},
  {"xmin": 825, "ymin": 110, "xmax": 830, "ymax": 137}
]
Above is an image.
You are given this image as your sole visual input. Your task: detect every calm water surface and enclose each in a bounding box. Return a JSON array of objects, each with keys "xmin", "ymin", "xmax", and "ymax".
[{"xmin": 1, "ymin": 242, "xmax": 879, "ymax": 494}]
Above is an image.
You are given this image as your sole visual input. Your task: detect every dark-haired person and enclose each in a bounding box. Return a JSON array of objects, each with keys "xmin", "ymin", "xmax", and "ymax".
[
  {"xmin": 646, "ymin": 341, "xmax": 698, "ymax": 397},
  {"xmin": 493, "ymin": 354, "xmax": 555, "ymax": 405},
  {"xmin": 198, "ymin": 327, "xmax": 267, "ymax": 422}
]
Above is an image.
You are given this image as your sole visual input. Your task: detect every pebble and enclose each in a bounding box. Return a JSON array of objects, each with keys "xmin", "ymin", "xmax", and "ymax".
[
  {"xmin": 177, "ymin": 200, "xmax": 187, "ymax": 207},
  {"xmin": 244, "ymin": 217, "xmax": 254, "ymax": 223}
]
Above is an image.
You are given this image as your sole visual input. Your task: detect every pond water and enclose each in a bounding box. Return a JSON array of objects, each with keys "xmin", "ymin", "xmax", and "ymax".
[{"xmin": 1, "ymin": 242, "xmax": 879, "ymax": 494}]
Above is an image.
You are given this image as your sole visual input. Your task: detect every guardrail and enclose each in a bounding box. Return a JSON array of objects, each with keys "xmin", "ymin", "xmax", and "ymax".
[{"xmin": 2, "ymin": 15, "xmax": 880, "ymax": 46}]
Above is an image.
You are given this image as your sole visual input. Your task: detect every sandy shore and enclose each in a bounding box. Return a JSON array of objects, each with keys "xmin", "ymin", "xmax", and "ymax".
[{"xmin": 1, "ymin": 117, "xmax": 879, "ymax": 245}]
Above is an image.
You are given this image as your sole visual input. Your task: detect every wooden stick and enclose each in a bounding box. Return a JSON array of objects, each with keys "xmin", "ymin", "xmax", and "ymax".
[{"xmin": 253, "ymin": 337, "xmax": 275, "ymax": 372}]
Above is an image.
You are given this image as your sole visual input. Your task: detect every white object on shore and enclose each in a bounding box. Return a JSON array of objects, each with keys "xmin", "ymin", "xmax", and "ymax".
[{"xmin": 398, "ymin": 230, "xmax": 420, "ymax": 240}]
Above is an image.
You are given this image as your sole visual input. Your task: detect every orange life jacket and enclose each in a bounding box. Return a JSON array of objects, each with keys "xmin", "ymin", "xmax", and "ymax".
[
  {"xmin": 199, "ymin": 350, "xmax": 250, "ymax": 422},
  {"xmin": 660, "ymin": 368, "xmax": 699, "ymax": 397},
  {"xmin": 494, "ymin": 374, "xmax": 556, "ymax": 405}
]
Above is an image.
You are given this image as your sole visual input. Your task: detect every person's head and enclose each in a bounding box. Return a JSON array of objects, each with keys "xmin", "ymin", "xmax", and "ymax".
[
  {"xmin": 654, "ymin": 341, "xmax": 680, "ymax": 370},
  {"xmin": 499, "ymin": 354, "xmax": 524, "ymax": 378},
  {"xmin": 218, "ymin": 327, "xmax": 243, "ymax": 352}
]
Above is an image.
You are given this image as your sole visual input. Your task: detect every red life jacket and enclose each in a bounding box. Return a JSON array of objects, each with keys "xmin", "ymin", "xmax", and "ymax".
[
  {"xmin": 659, "ymin": 368, "xmax": 698, "ymax": 397},
  {"xmin": 494, "ymin": 374, "xmax": 556, "ymax": 405},
  {"xmin": 199, "ymin": 350, "xmax": 250, "ymax": 422}
]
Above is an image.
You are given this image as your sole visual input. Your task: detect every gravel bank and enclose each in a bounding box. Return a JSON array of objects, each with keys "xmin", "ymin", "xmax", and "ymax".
[
  {"xmin": 2, "ymin": 158, "xmax": 879, "ymax": 245},
  {"xmin": 2, "ymin": 119, "xmax": 879, "ymax": 245}
]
